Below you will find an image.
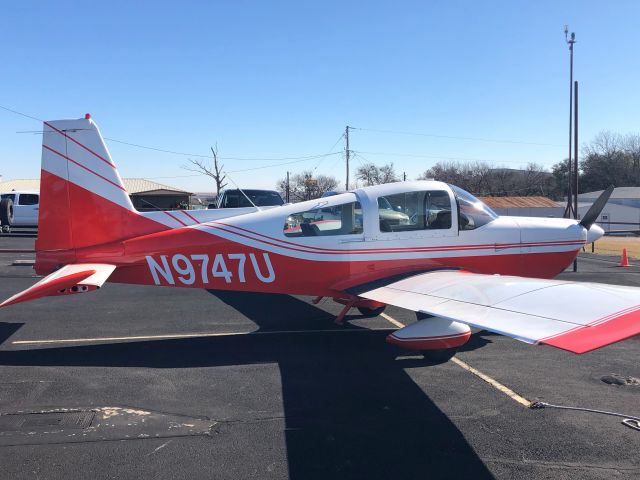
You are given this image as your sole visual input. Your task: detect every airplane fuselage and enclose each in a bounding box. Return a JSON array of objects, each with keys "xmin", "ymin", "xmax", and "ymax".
[{"xmin": 52, "ymin": 182, "xmax": 589, "ymax": 298}]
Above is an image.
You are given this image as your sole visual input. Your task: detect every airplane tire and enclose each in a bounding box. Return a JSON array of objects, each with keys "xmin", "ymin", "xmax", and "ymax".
[
  {"xmin": 0, "ymin": 198, "xmax": 14, "ymax": 227},
  {"xmin": 357, "ymin": 305, "xmax": 386, "ymax": 317},
  {"xmin": 421, "ymin": 348, "xmax": 457, "ymax": 364}
]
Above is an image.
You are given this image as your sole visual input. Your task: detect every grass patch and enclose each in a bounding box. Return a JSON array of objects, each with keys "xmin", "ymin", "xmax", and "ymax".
[{"xmin": 591, "ymin": 236, "xmax": 640, "ymax": 260}]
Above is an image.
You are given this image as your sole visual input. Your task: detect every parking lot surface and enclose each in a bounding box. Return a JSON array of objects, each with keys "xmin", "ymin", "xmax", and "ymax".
[{"xmin": 0, "ymin": 232, "xmax": 639, "ymax": 479}]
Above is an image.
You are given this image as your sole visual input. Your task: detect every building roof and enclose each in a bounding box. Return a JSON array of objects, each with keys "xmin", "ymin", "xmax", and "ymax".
[
  {"xmin": 579, "ymin": 187, "xmax": 640, "ymax": 200},
  {"xmin": 123, "ymin": 178, "xmax": 192, "ymax": 195},
  {"xmin": 0, "ymin": 179, "xmax": 40, "ymax": 192},
  {"xmin": 478, "ymin": 196, "xmax": 560, "ymax": 209},
  {"xmin": 0, "ymin": 178, "xmax": 191, "ymax": 195}
]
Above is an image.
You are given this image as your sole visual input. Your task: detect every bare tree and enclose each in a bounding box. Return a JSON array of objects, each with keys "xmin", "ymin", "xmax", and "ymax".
[
  {"xmin": 623, "ymin": 133, "xmax": 640, "ymax": 186},
  {"xmin": 419, "ymin": 161, "xmax": 557, "ymax": 197},
  {"xmin": 379, "ymin": 163, "xmax": 399, "ymax": 184},
  {"xmin": 182, "ymin": 144, "xmax": 227, "ymax": 195},
  {"xmin": 276, "ymin": 170, "xmax": 338, "ymax": 202},
  {"xmin": 355, "ymin": 163, "xmax": 379, "ymax": 186},
  {"xmin": 355, "ymin": 162, "xmax": 398, "ymax": 186},
  {"xmin": 579, "ymin": 131, "xmax": 638, "ymax": 192}
]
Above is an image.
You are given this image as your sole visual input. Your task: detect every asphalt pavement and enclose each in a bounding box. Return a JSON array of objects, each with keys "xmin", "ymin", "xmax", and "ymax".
[{"xmin": 0, "ymin": 232, "xmax": 638, "ymax": 479}]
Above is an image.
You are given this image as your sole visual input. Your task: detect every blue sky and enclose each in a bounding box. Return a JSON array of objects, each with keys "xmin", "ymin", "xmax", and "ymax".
[{"xmin": 1, "ymin": 0, "xmax": 639, "ymax": 192}]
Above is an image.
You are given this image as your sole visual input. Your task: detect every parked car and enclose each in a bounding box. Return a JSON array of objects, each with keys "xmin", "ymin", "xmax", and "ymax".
[
  {"xmin": 0, "ymin": 191, "xmax": 40, "ymax": 232},
  {"xmin": 320, "ymin": 190, "xmax": 346, "ymax": 198},
  {"xmin": 208, "ymin": 189, "xmax": 284, "ymax": 209}
]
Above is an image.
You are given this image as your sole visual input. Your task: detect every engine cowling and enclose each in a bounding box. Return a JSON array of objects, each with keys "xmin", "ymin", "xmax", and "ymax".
[{"xmin": 386, "ymin": 316, "xmax": 471, "ymax": 350}]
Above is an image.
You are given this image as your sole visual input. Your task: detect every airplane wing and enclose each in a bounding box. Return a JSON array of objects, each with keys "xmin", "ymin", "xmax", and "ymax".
[
  {"xmin": 358, "ymin": 270, "xmax": 640, "ymax": 354},
  {"xmin": 0, "ymin": 263, "xmax": 116, "ymax": 308}
]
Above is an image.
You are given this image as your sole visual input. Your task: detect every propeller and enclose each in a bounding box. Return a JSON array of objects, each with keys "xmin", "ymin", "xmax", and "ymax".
[{"xmin": 579, "ymin": 185, "xmax": 614, "ymax": 230}]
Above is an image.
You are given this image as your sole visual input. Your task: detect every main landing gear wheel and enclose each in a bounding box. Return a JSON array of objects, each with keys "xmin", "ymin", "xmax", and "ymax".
[{"xmin": 357, "ymin": 305, "xmax": 387, "ymax": 317}]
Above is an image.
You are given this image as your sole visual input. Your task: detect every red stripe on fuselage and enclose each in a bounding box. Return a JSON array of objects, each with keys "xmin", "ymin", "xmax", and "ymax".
[
  {"xmin": 104, "ymin": 224, "xmax": 580, "ymax": 295},
  {"xmin": 202, "ymin": 221, "xmax": 584, "ymax": 256},
  {"xmin": 181, "ymin": 210, "xmax": 200, "ymax": 224},
  {"xmin": 163, "ymin": 211, "xmax": 188, "ymax": 226}
]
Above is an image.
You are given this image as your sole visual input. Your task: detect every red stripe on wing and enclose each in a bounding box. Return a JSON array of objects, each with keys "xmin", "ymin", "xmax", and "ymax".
[{"xmin": 540, "ymin": 305, "xmax": 640, "ymax": 354}]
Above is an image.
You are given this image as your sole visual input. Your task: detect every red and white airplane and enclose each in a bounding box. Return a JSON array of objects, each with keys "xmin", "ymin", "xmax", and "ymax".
[{"xmin": 2, "ymin": 115, "xmax": 639, "ymax": 359}]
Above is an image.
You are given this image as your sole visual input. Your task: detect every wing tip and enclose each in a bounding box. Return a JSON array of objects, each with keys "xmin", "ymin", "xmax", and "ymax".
[{"xmin": 539, "ymin": 306, "xmax": 640, "ymax": 354}]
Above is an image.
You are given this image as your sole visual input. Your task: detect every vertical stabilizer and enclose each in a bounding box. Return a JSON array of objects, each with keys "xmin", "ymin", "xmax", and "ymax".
[{"xmin": 36, "ymin": 116, "xmax": 165, "ymax": 273}]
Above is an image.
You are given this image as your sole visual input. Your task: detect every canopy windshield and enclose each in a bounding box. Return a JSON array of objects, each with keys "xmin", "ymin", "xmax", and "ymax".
[{"xmin": 449, "ymin": 185, "xmax": 498, "ymax": 230}]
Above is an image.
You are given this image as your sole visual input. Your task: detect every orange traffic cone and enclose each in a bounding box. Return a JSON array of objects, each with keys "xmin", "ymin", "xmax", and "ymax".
[{"xmin": 619, "ymin": 248, "xmax": 630, "ymax": 268}]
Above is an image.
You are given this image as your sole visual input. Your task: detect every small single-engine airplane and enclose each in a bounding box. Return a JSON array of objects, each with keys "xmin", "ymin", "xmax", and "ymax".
[{"xmin": 2, "ymin": 115, "xmax": 639, "ymax": 360}]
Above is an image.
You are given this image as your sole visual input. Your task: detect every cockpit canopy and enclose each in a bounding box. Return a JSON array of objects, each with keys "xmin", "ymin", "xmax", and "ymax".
[
  {"xmin": 449, "ymin": 185, "xmax": 498, "ymax": 230},
  {"xmin": 281, "ymin": 182, "xmax": 498, "ymax": 237}
]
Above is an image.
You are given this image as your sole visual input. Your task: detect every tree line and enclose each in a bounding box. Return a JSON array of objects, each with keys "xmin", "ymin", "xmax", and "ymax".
[
  {"xmin": 182, "ymin": 131, "xmax": 640, "ymax": 201},
  {"xmin": 275, "ymin": 131, "xmax": 640, "ymax": 201}
]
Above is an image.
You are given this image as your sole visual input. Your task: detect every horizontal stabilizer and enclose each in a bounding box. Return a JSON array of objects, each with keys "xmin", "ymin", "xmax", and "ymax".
[
  {"xmin": 360, "ymin": 270, "xmax": 640, "ymax": 354},
  {"xmin": 0, "ymin": 263, "xmax": 116, "ymax": 308}
]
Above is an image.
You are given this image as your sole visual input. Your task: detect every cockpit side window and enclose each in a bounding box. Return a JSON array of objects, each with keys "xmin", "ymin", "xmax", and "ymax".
[
  {"xmin": 449, "ymin": 185, "xmax": 498, "ymax": 230},
  {"xmin": 378, "ymin": 191, "xmax": 452, "ymax": 232},
  {"xmin": 283, "ymin": 201, "xmax": 363, "ymax": 237}
]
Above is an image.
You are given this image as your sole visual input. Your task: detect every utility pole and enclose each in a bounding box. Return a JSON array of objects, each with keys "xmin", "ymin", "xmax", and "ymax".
[
  {"xmin": 403, "ymin": 172, "xmax": 407, "ymax": 181},
  {"xmin": 573, "ymin": 81, "xmax": 579, "ymax": 220},
  {"xmin": 345, "ymin": 126, "xmax": 351, "ymax": 190},
  {"xmin": 563, "ymin": 26, "xmax": 576, "ymax": 218},
  {"xmin": 286, "ymin": 171, "xmax": 290, "ymax": 203},
  {"xmin": 573, "ymin": 80, "xmax": 579, "ymax": 273}
]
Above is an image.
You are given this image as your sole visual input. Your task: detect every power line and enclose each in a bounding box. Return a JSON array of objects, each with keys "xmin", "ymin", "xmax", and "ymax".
[
  {"xmin": 351, "ymin": 126, "xmax": 565, "ymax": 148},
  {"xmin": 145, "ymin": 174, "xmax": 202, "ymax": 179},
  {"xmin": 104, "ymin": 137, "xmax": 212, "ymax": 158},
  {"xmin": 125, "ymin": 153, "xmax": 339, "ymax": 180},
  {"xmin": 352, "ymin": 150, "xmax": 549, "ymax": 165},
  {"xmin": 312, "ymin": 132, "xmax": 344, "ymax": 172},
  {"xmin": 0, "ymin": 105, "xmax": 43, "ymax": 122},
  {"xmin": 105, "ymin": 137, "xmax": 342, "ymax": 162},
  {"xmin": 0, "ymin": 103, "xmax": 345, "ymax": 163},
  {"xmin": 226, "ymin": 154, "xmax": 340, "ymax": 173}
]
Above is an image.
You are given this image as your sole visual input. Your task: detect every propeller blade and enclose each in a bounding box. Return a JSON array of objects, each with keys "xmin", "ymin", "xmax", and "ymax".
[{"xmin": 579, "ymin": 185, "xmax": 614, "ymax": 230}]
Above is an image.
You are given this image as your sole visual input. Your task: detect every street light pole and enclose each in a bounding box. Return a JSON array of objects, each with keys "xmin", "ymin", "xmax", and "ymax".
[
  {"xmin": 345, "ymin": 126, "xmax": 351, "ymax": 190},
  {"xmin": 563, "ymin": 26, "xmax": 576, "ymax": 218}
]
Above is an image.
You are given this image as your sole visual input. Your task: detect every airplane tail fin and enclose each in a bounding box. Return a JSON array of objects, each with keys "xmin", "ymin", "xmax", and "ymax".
[{"xmin": 36, "ymin": 115, "xmax": 164, "ymax": 273}]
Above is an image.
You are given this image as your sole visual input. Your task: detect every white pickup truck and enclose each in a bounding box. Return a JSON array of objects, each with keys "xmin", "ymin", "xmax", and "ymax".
[{"xmin": 0, "ymin": 191, "xmax": 40, "ymax": 232}]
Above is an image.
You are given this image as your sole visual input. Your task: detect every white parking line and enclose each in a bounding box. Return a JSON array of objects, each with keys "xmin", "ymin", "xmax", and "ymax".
[
  {"xmin": 379, "ymin": 311, "xmax": 531, "ymax": 408},
  {"xmin": 12, "ymin": 328, "xmax": 396, "ymax": 345},
  {"xmin": 450, "ymin": 357, "xmax": 531, "ymax": 407},
  {"xmin": 380, "ymin": 312, "xmax": 406, "ymax": 328}
]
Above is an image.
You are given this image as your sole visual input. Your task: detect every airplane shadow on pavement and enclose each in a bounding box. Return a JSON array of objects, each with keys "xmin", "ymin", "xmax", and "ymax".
[
  {"xmin": 0, "ymin": 322, "xmax": 23, "ymax": 346},
  {"xmin": 0, "ymin": 292, "xmax": 492, "ymax": 479}
]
